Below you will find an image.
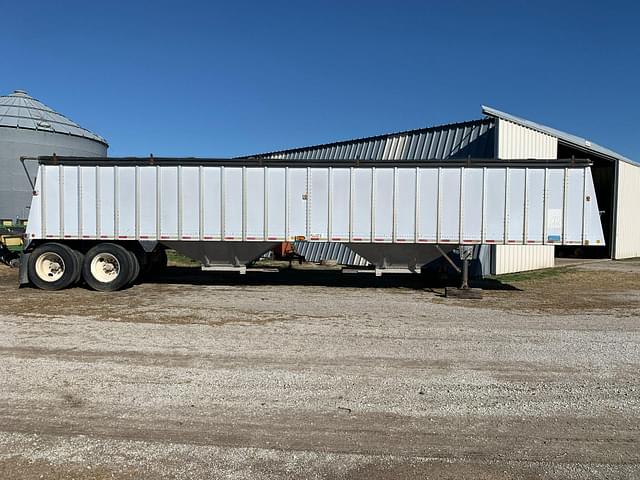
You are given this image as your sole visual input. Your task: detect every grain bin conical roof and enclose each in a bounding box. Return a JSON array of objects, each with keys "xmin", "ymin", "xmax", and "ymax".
[{"xmin": 0, "ymin": 90, "xmax": 108, "ymax": 146}]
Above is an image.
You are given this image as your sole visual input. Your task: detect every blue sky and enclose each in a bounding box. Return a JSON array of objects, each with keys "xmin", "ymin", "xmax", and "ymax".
[{"xmin": 1, "ymin": 1, "xmax": 638, "ymax": 159}]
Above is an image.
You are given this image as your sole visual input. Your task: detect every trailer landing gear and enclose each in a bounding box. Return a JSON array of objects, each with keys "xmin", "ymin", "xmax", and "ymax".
[{"xmin": 445, "ymin": 245, "xmax": 483, "ymax": 299}]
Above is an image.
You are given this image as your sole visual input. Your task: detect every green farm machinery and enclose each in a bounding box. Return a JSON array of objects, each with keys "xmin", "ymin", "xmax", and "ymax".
[{"xmin": 0, "ymin": 221, "xmax": 25, "ymax": 267}]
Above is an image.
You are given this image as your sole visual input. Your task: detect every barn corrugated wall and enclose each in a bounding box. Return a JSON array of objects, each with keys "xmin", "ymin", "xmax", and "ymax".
[
  {"xmin": 293, "ymin": 241, "xmax": 368, "ymax": 266},
  {"xmin": 495, "ymin": 118, "xmax": 557, "ymax": 159},
  {"xmin": 491, "ymin": 245, "xmax": 556, "ymax": 275},
  {"xmin": 614, "ymin": 161, "xmax": 640, "ymax": 259}
]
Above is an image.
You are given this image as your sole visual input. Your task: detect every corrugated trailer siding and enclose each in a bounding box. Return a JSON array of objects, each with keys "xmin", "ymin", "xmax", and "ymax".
[
  {"xmin": 491, "ymin": 245, "xmax": 556, "ymax": 275},
  {"xmin": 491, "ymin": 118, "xmax": 559, "ymax": 274},
  {"xmin": 32, "ymin": 162, "xmax": 599, "ymax": 243},
  {"xmin": 614, "ymin": 161, "xmax": 640, "ymax": 259}
]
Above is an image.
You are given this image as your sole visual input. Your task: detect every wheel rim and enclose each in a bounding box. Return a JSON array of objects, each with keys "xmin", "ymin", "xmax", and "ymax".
[
  {"xmin": 90, "ymin": 253, "xmax": 121, "ymax": 283},
  {"xmin": 35, "ymin": 252, "xmax": 65, "ymax": 282}
]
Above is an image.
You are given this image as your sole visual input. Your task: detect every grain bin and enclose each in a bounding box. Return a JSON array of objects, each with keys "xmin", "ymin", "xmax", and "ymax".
[{"xmin": 0, "ymin": 90, "xmax": 108, "ymax": 222}]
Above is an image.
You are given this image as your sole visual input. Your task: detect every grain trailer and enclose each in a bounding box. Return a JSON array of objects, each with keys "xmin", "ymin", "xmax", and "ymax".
[{"xmin": 19, "ymin": 156, "xmax": 605, "ymax": 292}]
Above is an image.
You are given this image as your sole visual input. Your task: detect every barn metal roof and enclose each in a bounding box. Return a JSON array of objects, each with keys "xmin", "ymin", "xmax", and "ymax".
[
  {"xmin": 248, "ymin": 118, "xmax": 495, "ymax": 160},
  {"xmin": 0, "ymin": 90, "xmax": 108, "ymax": 146},
  {"xmin": 482, "ymin": 105, "xmax": 637, "ymax": 166}
]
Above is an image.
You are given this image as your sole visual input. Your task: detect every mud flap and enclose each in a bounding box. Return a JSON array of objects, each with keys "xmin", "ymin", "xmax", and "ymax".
[{"xmin": 18, "ymin": 253, "xmax": 30, "ymax": 286}]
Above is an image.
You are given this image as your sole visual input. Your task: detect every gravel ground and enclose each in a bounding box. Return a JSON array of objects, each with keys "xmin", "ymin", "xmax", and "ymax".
[{"xmin": 0, "ymin": 261, "xmax": 639, "ymax": 479}]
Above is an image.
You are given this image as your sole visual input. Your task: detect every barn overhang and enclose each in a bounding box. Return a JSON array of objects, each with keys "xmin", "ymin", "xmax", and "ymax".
[{"xmin": 482, "ymin": 105, "xmax": 637, "ymax": 167}]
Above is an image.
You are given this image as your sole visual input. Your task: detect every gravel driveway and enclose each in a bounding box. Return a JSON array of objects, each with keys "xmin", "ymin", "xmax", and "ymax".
[{"xmin": 0, "ymin": 261, "xmax": 638, "ymax": 479}]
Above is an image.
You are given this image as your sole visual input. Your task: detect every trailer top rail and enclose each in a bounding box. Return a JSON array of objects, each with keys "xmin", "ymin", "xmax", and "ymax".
[{"xmin": 25, "ymin": 155, "xmax": 593, "ymax": 169}]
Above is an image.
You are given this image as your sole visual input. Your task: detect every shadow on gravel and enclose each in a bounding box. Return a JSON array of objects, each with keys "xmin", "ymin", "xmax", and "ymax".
[{"xmin": 146, "ymin": 266, "xmax": 521, "ymax": 292}]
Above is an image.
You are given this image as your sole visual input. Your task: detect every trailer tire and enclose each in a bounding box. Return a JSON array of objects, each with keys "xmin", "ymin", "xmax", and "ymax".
[
  {"xmin": 125, "ymin": 249, "xmax": 141, "ymax": 286},
  {"xmin": 28, "ymin": 243, "xmax": 81, "ymax": 291},
  {"xmin": 83, "ymin": 243, "xmax": 133, "ymax": 292},
  {"xmin": 73, "ymin": 250, "xmax": 85, "ymax": 285}
]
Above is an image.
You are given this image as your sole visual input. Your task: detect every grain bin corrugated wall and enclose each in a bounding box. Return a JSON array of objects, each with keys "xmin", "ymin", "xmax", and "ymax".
[{"xmin": 0, "ymin": 90, "xmax": 108, "ymax": 221}]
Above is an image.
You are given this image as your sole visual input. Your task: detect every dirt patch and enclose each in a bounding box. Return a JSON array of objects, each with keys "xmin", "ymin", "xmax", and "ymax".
[
  {"xmin": 455, "ymin": 267, "xmax": 640, "ymax": 315},
  {"xmin": 3, "ymin": 262, "xmax": 640, "ymax": 324},
  {"xmin": 0, "ymin": 457, "xmax": 139, "ymax": 480}
]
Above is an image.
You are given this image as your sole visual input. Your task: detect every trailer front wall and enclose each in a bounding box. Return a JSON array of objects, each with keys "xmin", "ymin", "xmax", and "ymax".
[{"xmin": 614, "ymin": 161, "xmax": 640, "ymax": 259}]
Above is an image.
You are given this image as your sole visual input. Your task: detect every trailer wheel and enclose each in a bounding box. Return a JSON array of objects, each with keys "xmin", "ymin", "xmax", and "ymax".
[
  {"xmin": 83, "ymin": 243, "xmax": 133, "ymax": 291},
  {"xmin": 28, "ymin": 243, "xmax": 80, "ymax": 291}
]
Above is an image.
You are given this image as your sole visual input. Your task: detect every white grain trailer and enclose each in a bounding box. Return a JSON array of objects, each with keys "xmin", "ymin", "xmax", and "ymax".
[{"xmin": 18, "ymin": 157, "xmax": 604, "ymax": 292}]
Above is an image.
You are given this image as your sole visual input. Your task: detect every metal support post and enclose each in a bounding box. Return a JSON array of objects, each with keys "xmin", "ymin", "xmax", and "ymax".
[
  {"xmin": 458, "ymin": 244, "xmax": 473, "ymax": 289},
  {"xmin": 445, "ymin": 245, "xmax": 482, "ymax": 299},
  {"xmin": 461, "ymin": 257, "xmax": 469, "ymax": 290}
]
